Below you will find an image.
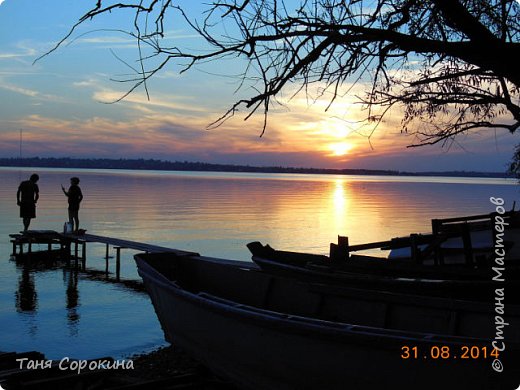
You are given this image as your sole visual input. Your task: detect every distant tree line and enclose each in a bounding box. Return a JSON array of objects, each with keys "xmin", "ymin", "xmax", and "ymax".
[{"xmin": 0, "ymin": 157, "xmax": 512, "ymax": 178}]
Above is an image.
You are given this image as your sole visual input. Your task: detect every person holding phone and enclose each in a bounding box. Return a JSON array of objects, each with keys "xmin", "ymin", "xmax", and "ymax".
[{"xmin": 62, "ymin": 177, "xmax": 83, "ymax": 233}]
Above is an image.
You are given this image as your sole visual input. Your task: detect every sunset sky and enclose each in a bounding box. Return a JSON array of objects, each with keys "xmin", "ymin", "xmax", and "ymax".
[{"xmin": 0, "ymin": 0, "xmax": 518, "ymax": 172}]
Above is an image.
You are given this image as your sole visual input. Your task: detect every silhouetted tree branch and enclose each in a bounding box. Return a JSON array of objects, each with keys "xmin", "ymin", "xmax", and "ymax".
[
  {"xmin": 42, "ymin": 0, "xmax": 520, "ymax": 146},
  {"xmin": 509, "ymin": 143, "xmax": 520, "ymax": 179}
]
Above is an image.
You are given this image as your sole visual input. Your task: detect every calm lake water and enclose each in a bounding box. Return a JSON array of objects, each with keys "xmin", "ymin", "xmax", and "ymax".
[{"xmin": 0, "ymin": 167, "xmax": 518, "ymax": 360}]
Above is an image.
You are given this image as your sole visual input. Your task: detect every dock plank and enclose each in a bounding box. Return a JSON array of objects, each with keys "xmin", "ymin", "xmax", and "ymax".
[
  {"xmin": 79, "ymin": 233, "xmax": 199, "ymax": 256},
  {"xmin": 11, "ymin": 230, "xmax": 200, "ymax": 257}
]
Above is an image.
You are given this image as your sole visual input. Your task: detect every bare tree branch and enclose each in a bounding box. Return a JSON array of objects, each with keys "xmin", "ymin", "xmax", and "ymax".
[{"xmin": 39, "ymin": 0, "xmax": 520, "ymax": 149}]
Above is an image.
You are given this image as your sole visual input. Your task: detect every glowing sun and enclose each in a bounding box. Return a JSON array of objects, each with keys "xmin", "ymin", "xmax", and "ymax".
[{"xmin": 329, "ymin": 142, "xmax": 354, "ymax": 156}]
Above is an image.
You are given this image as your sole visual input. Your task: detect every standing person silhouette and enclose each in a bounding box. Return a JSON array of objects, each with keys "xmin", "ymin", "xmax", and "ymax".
[
  {"xmin": 61, "ymin": 177, "xmax": 83, "ymax": 233},
  {"xmin": 17, "ymin": 173, "xmax": 40, "ymax": 231}
]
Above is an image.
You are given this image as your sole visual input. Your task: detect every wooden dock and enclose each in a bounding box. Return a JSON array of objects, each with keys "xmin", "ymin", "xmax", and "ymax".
[
  {"xmin": 9, "ymin": 230, "xmax": 198, "ymax": 280},
  {"xmin": 329, "ymin": 210, "xmax": 520, "ymax": 265}
]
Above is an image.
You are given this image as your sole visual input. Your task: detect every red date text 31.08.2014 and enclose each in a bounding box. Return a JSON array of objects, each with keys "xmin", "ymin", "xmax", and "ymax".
[{"xmin": 401, "ymin": 346, "xmax": 500, "ymax": 360}]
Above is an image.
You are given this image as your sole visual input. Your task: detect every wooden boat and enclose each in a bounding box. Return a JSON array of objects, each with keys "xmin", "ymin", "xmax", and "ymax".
[
  {"xmin": 135, "ymin": 252, "xmax": 520, "ymax": 390},
  {"xmin": 248, "ymin": 240, "xmax": 520, "ymax": 278},
  {"xmin": 248, "ymin": 241, "xmax": 520, "ymax": 302}
]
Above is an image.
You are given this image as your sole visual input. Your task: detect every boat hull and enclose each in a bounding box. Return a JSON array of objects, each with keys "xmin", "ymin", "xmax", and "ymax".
[
  {"xmin": 135, "ymin": 253, "xmax": 519, "ymax": 390},
  {"xmin": 248, "ymin": 242, "xmax": 520, "ymax": 302}
]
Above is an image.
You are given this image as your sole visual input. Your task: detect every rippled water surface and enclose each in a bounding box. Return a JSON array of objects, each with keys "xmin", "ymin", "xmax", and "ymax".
[{"xmin": 0, "ymin": 167, "xmax": 517, "ymax": 359}]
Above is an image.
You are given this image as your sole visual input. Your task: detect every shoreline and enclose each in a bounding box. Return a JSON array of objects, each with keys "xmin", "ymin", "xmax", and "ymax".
[
  {"xmin": 0, "ymin": 157, "xmax": 513, "ymax": 179},
  {"xmin": 94, "ymin": 344, "xmax": 239, "ymax": 388}
]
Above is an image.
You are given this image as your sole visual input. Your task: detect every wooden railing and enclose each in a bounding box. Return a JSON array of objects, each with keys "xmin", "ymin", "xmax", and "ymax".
[{"xmin": 329, "ymin": 210, "xmax": 519, "ymax": 265}]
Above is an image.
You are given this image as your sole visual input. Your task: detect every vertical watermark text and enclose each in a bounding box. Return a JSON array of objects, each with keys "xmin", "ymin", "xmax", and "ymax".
[{"xmin": 489, "ymin": 197, "xmax": 509, "ymax": 373}]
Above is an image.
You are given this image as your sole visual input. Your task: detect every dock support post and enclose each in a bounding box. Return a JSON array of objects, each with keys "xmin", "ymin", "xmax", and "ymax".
[
  {"xmin": 338, "ymin": 236, "xmax": 349, "ymax": 260},
  {"xmin": 74, "ymin": 241, "xmax": 79, "ymax": 262},
  {"xmin": 461, "ymin": 223, "xmax": 473, "ymax": 265},
  {"xmin": 431, "ymin": 219, "xmax": 442, "ymax": 265},
  {"xmin": 115, "ymin": 247, "xmax": 122, "ymax": 281},
  {"xmin": 330, "ymin": 236, "xmax": 348, "ymax": 265},
  {"xmin": 329, "ymin": 244, "xmax": 341, "ymax": 266},
  {"xmin": 81, "ymin": 241, "xmax": 86, "ymax": 270},
  {"xmin": 410, "ymin": 234, "xmax": 421, "ymax": 264},
  {"xmin": 105, "ymin": 244, "xmax": 110, "ymax": 274}
]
